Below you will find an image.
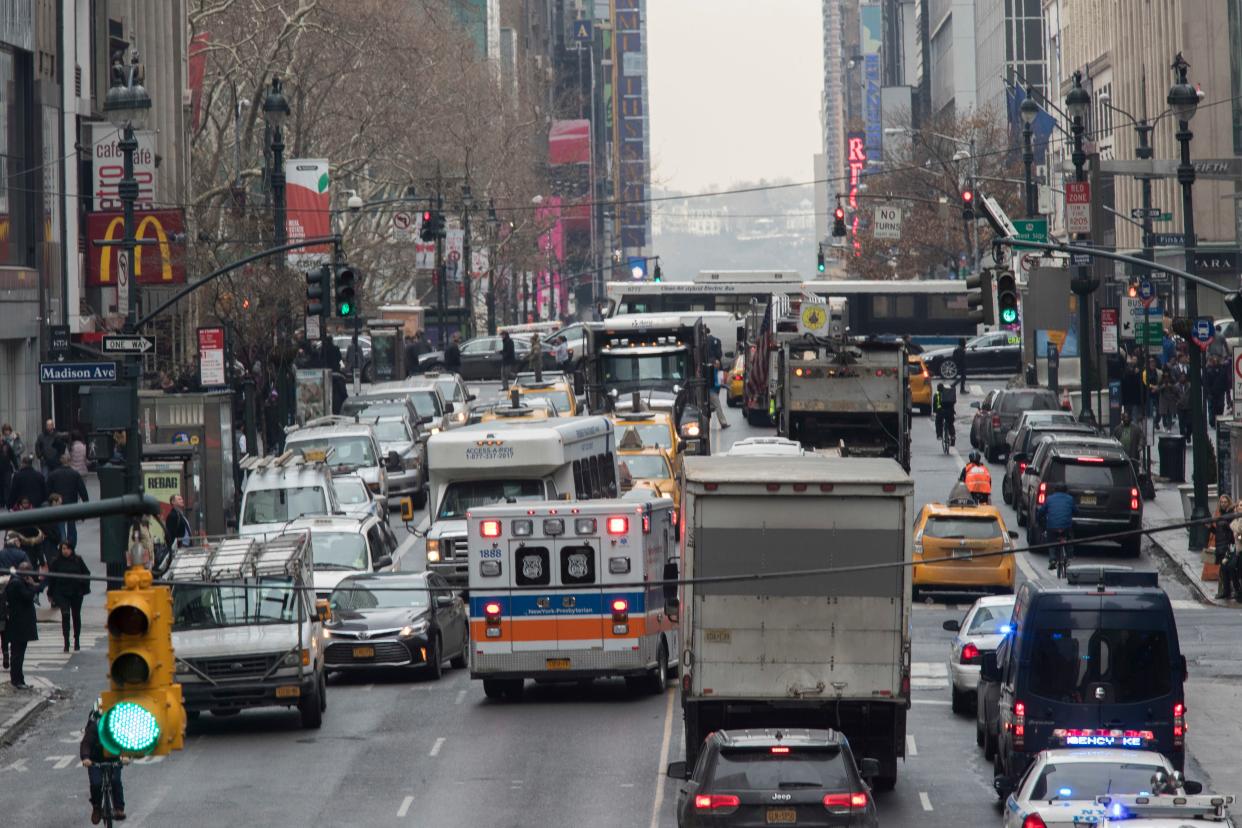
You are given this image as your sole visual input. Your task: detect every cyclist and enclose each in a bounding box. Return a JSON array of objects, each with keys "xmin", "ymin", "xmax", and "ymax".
[
  {"xmin": 933, "ymin": 382, "xmax": 957, "ymax": 446},
  {"xmin": 959, "ymin": 451, "xmax": 992, "ymax": 504},
  {"xmin": 1037, "ymin": 482, "xmax": 1077, "ymax": 571},
  {"xmin": 81, "ymin": 702, "xmax": 126, "ymax": 823}
]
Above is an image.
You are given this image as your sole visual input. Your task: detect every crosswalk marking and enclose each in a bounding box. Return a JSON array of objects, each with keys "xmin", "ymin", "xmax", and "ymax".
[
  {"xmin": 22, "ymin": 634, "xmax": 103, "ymax": 672},
  {"xmin": 911, "ymin": 661, "xmax": 949, "ymax": 690}
]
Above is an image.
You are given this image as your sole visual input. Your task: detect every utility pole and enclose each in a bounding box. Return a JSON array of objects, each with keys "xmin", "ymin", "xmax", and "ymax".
[
  {"xmin": 435, "ymin": 167, "xmax": 447, "ymax": 347},
  {"xmin": 461, "ymin": 181, "xmax": 474, "ymax": 339},
  {"xmin": 1066, "ymin": 71, "xmax": 1097, "ymax": 425}
]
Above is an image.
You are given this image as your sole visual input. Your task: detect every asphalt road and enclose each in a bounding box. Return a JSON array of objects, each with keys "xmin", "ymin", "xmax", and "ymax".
[{"xmin": 2, "ymin": 380, "xmax": 1238, "ymax": 827}]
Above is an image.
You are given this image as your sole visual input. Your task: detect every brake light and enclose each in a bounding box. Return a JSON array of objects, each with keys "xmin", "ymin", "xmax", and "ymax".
[
  {"xmin": 731, "ymin": 374, "xmax": 742, "ymax": 381},
  {"xmin": 794, "ymin": 367, "xmax": 804, "ymax": 377},
  {"xmin": 611, "ymin": 598, "xmax": 628, "ymax": 615},
  {"xmin": 1022, "ymin": 815, "xmax": 1048, "ymax": 828},
  {"xmin": 1037, "ymin": 482, "xmax": 1047, "ymax": 506},
  {"xmin": 1013, "ymin": 701, "xmax": 1026, "ymax": 750},
  {"xmin": 767, "ymin": 483, "xmax": 781, "ymax": 491},
  {"xmin": 770, "ymin": 746, "xmax": 790, "ymax": 754},
  {"xmin": 1130, "ymin": 487, "xmax": 1140, "ymax": 511},
  {"xmin": 1174, "ymin": 702, "xmax": 1186, "ymax": 747},
  {"xmin": 481, "ymin": 519, "xmax": 502, "ymax": 538},
  {"xmin": 875, "ymin": 369, "xmax": 885, "ymax": 378},
  {"xmin": 694, "ymin": 794, "xmax": 740, "ymax": 811},
  {"xmin": 992, "ymin": 414, "xmax": 1001, "ymax": 429},
  {"xmin": 960, "ymin": 643, "xmax": 980, "ymax": 664},
  {"xmin": 823, "ymin": 792, "xmax": 868, "ymax": 809},
  {"xmin": 922, "ymin": 367, "xmax": 930, "ymax": 379},
  {"xmin": 1019, "ymin": 462, "xmax": 1027, "ymax": 473},
  {"xmin": 607, "ymin": 516, "xmax": 628, "ymax": 535},
  {"xmin": 1078, "ymin": 456, "xmax": 1105, "ymax": 463}
]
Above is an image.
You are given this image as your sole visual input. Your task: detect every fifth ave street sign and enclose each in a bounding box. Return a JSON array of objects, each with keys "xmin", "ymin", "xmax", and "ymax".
[{"xmin": 102, "ymin": 334, "xmax": 155, "ymax": 354}]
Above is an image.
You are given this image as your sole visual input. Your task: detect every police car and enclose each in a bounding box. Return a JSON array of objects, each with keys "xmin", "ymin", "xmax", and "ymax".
[
  {"xmin": 1003, "ymin": 747, "xmax": 1189, "ymax": 828},
  {"xmin": 1095, "ymin": 793, "xmax": 1233, "ymax": 827}
]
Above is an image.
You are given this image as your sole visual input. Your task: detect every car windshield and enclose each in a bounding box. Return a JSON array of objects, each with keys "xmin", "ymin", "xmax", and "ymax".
[
  {"xmin": 709, "ymin": 748, "xmax": 852, "ymax": 790},
  {"xmin": 1029, "ymin": 614, "xmax": 1173, "ymax": 703},
  {"xmin": 602, "ymin": 351, "xmax": 690, "ymax": 387},
  {"xmin": 330, "ymin": 581, "xmax": 429, "ymax": 611},
  {"xmin": 288, "ymin": 436, "xmax": 377, "ymax": 469},
  {"xmin": 172, "ymin": 577, "xmax": 298, "ymax": 629},
  {"xmin": 432, "ymin": 378, "xmax": 464, "ymax": 402},
  {"xmin": 405, "ymin": 391, "xmax": 443, "ymax": 418},
  {"xmin": 924, "ymin": 516, "xmax": 1002, "ymax": 540},
  {"xmin": 312, "ymin": 532, "xmax": 368, "ymax": 570},
  {"xmin": 346, "ymin": 401, "xmax": 408, "ymax": 420},
  {"xmin": 615, "ymin": 423, "xmax": 674, "ymax": 450},
  {"xmin": 1028, "ymin": 762, "xmax": 1166, "ymax": 801},
  {"xmin": 373, "ymin": 420, "xmax": 412, "ymax": 443},
  {"xmin": 620, "ymin": 454, "xmax": 671, "ymax": 479},
  {"xmin": 1052, "ymin": 461, "xmax": 1133, "ymax": 489},
  {"xmin": 524, "ymin": 390, "xmax": 571, "ymax": 412},
  {"xmin": 242, "ymin": 486, "xmax": 325, "ymax": 525},
  {"xmin": 967, "ymin": 602, "xmax": 1015, "ymax": 634},
  {"xmin": 1001, "ymin": 391, "xmax": 1059, "ymax": 413},
  {"xmin": 437, "ymin": 479, "xmax": 547, "ymax": 520},
  {"xmin": 334, "ymin": 479, "xmax": 370, "ymax": 505}
]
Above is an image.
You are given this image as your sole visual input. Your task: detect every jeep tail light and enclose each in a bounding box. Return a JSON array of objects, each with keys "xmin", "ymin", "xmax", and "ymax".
[
  {"xmin": 992, "ymin": 413, "xmax": 1001, "ymax": 429},
  {"xmin": 481, "ymin": 519, "xmax": 502, "ymax": 538},
  {"xmin": 1013, "ymin": 700, "xmax": 1026, "ymax": 750},
  {"xmin": 1130, "ymin": 487, "xmax": 1140, "ymax": 511},
  {"xmin": 694, "ymin": 794, "xmax": 740, "ymax": 812},
  {"xmin": 960, "ymin": 643, "xmax": 981, "ymax": 664},
  {"xmin": 1174, "ymin": 702, "xmax": 1185, "ymax": 747},
  {"xmin": 1037, "ymin": 482, "xmax": 1047, "ymax": 506},
  {"xmin": 823, "ymin": 792, "xmax": 868, "ymax": 809},
  {"xmin": 607, "ymin": 516, "xmax": 628, "ymax": 535}
]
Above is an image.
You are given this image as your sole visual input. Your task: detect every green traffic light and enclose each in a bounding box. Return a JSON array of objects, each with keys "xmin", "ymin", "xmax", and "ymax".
[
  {"xmin": 99, "ymin": 701, "xmax": 161, "ymax": 755},
  {"xmin": 817, "ymin": 263, "xmax": 826, "ymax": 273},
  {"xmin": 1000, "ymin": 307, "xmax": 1018, "ymax": 324},
  {"xmin": 338, "ymin": 303, "xmax": 353, "ymax": 317}
]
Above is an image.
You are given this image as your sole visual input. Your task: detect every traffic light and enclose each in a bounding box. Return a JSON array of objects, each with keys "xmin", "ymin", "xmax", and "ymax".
[
  {"xmin": 1127, "ymin": 280, "xmax": 1139, "ymax": 299},
  {"xmin": 420, "ymin": 210, "xmax": 435, "ymax": 242},
  {"xmin": 652, "ymin": 264, "xmax": 663, "ymax": 283},
  {"xmin": 832, "ymin": 205, "xmax": 847, "ymax": 237},
  {"xmin": 334, "ymin": 265, "xmax": 357, "ymax": 318},
  {"xmin": 995, "ymin": 270, "xmax": 1019, "ymax": 325},
  {"xmin": 305, "ymin": 265, "xmax": 328, "ymax": 319},
  {"xmin": 965, "ymin": 268, "xmax": 995, "ymax": 325},
  {"xmin": 817, "ymin": 244, "xmax": 826, "ymax": 273},
  {"xmin": 100, "ymin": 567, "xmax": 184, "ymax": 757},
  {"xmin": 431, "ymin": 211, "xmax": 447, "ymax": 239},
  {"xmin": 961, "ymin": 189, "xmax": 975, "ymax": 220},
  {"xmin": 1226, "ymin": 291, "xmax": 1242, "ymax": 327}
]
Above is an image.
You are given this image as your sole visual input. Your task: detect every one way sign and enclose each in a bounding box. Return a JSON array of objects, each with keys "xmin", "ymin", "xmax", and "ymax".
[{"xmin": 102, "ymin": 334, "xmax": 155, "ymax": 354}]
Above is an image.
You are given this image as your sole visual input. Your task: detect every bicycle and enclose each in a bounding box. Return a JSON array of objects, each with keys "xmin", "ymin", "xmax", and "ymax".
[
  {"xmin": 941, "ymin": 421, "xmax": 952, "ymax": 455},
  {"xmin": 1048, "ymin": 528, "xmax": 1073, "ymax": 580},
  {"xmin": 91, "ymin": 758, "xmax": 127, "ymax": 827}
]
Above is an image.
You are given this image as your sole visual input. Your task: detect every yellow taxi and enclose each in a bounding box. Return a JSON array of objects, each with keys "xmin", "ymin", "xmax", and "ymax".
[
  {"xmin": 725, "ymin": 353, "xmax": 745, "ymax": 407},
  {"xmin": 908, "ymin": 355, "xmax": 932, "ymax": 415},
  {"xmin": 617, "ymin": 430, "xmax": 682, "ymax": 526},
  {"xmin": 610, "ymin": 409, "xmax": 681, "ymax": 457},
  {"xmin": 512, "ymin": 371, "xmax": 578, "ymax": 415},
  {"xmin": 912, "ymin": 498, "xmax": 1016, "ymax": 596}
]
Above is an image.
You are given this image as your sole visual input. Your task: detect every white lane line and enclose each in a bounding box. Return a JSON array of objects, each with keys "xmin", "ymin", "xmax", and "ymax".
[
  {"xmin": 1014, "ymin": 548, "xmax": 1042, "ymax": 584},
  {"xmin": 649, "ymin": 688, "xmax": 677, "ymax": 828},
  {"xmin": 906, "ymin": 735, "xmax": 918, "ymax": 757},
  {"xmin": 429, "ymin": 737, "xmax": 446, "ymax": 757},
  {"xmin": 911, "ymin": 698, "xmax": 952, "ymax": 706},
  {"xmin": 455, "ymin": 689, "xmax": 467, "ymax": 705},
  {"xmin": 397, "ymin": 796, "xmax": 414, "ymax": 818},
  {"xmin": 919, "ymin": 792, "xmax": 934, "ymax": 811}
]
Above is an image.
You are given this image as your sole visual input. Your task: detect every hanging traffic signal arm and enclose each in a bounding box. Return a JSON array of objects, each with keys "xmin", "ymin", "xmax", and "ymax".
[{"xmin": 994, "ymin": 271, "xmax": 1019, "ymax": 325}]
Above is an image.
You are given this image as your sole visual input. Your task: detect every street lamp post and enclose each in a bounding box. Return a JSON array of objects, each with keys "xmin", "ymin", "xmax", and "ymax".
[
  {"xmin": 1020, "ymin": 91, "xmax": 1039, "ymax": 217},
  {"xmin": 263, "ymin": 77, "xmax": 291, "ymax": 263},
  {"xmin": 486, "ymin": 199, "xmax": 500, "ymax": 335},
  {"xmin": 1066, "ymin": 70, "xmax": 1096, "ymax": 425},
  {"xmin": 1168, "ymin": 53, "xmax": 1210, "ymax": 550},
  {"xmin": 103, "ymin": 49, "xmax": 152, "ymax": 499},
  {"xmin": 461, "ymin": 183, "xmax": 475, "ymax": 339}
]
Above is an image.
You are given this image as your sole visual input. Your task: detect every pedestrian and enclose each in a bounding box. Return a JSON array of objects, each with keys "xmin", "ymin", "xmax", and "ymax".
[
  {"xmin": 1208, "ymin": 327, "xmax": 1231, "ymax": 363},
  {"xmin": 35, "ymin": 419, "xmax": 66, "ymax": 478},
  {"xmin": 36, "ymin": 493, "xmax": 63, "ymax": 571},
  {"xmin": 69, "ymin": 430, "xmax": 91, "ymax": 476},
  {"xmin": 1207, "ymin": 354, "xmax": 1230, "ymax": 426},
  {"xmin": 554, "ymin": 335, "xmax": 570, "ymax": 373},
  {"xmin": 126, "ymin": 516, "xmax": 156, "ymax": 570},
  {"xmin": 1176, "ymin": 372, "xmax": 1192, "ymax": 441},
  {"xmin": 1212, "ymin": 495, "xmax": 1237, "ymax": 600},
  {"xmin": 321, "ymin": 336, "xmax": 343, "ymax": 373},
  {"xmin": 1120, "ymin": 358, "xmax": 1143, "ymax": 423},
  {"xmin": 1143, "ymin": 356, "xmax": 1162, "ymax": 422},
  {"xmin": 444, "ymin": 332, "xmax": 462, "ymax": 374},
  {"xmin": 1111, "ymin": 410, "xmax": 1144, "ymax": 465},
  {"xmin": 6, "ymin": 455, "xmax": 45, "ymax": 510},
  {"xmin": 344, "ymin": 339, "xmax": 364, "ymax": 377},
  {"xmin": 162, "ymin": 494, "xmax": 191, "ymax": 573},
  {"xmin": 527, "ymin": 333, "xmax": 543, "ymax": 373},
  {"xmin": 404, "ymin": 336, "xmax": 421, "ymax": 378},
  {"xmin": 47, "ymin": 453, "xmax": 88, "ymax": 547},
  {"xmin": 0, "ymin": 532, "xmax": 32, "ymax": 669},
  {"xmin": 951, "ymin": 337, "xmax": 968, "ymax": 393},
  {"xmin": 1157, "ymin": 371, "xmax": 1179, "ymax": 432},
  {"xmin": 0, "ymin": 423, "xmax": 16, "ymax": 510},
  {"xmin": 1161, "ymin": 331, "xmax": 1176, "ymax": 366},
  {"xmin": 5, "ymin": 560, "xmax": 44, "ymax": 688},
  {"xmin": 500, "ymin": 331, "xmax": 517, "ymax": 389},
  {"xmin": 10, "ymin": 497, "xmax": 47, "ymax": 571},
  {"xmin": 707, "ymin": 354, "xmax": 731, "ymax": 430},
  {"xmin": 81, "ymin": 704, "xmax": 127, "ymax": 823},
  {"xmin": 49, "ymin": 540, "xmax": 90, "ymax": 652}
]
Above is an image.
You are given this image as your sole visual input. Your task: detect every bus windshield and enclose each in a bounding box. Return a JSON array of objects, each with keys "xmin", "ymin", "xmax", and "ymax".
[{"xmin": 437, "ymin": 479, "xmax": 548, "ymax": 520}]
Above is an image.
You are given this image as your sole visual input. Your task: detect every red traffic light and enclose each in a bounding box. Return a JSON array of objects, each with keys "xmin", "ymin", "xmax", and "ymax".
[
  {"xmin": 834, "ymin": 206, "xmax": 845, "ymax": 220},
  {"xmin": 422, "ymin": 211, "xmax": 432, "ymax": 222},
  {"xmin": 961, "ymin": 190, "xmax": 974, "ymax": 203}
]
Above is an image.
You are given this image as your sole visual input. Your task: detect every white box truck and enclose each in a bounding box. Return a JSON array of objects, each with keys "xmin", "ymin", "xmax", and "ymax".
[{"xmin": 677, "ymin": 454, "xmax": 912, "ymax": 790}]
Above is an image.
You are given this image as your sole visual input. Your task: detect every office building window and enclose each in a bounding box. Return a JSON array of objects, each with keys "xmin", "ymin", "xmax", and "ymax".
[{"xmin": 0, "ymin": 46, "xmax": 35, "ymax": 267}]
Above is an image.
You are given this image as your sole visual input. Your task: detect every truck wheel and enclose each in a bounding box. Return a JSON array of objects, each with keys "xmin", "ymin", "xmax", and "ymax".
[
  {"xmin": 424, "ymin": 635, "xmax": 443, "ymax": 680},
  {"xmin": 483, "ymin": 679, "xmax": 505, "ymax": 700},
  {"xmin": 502, "ymin": 679, "xmax": 524, "ymax": 700},
  {"xmin": 299, "ymin": 678, "xmax": 324, "ymax": 729},
  {"xmin": 319, "ymin": 672, "xmax": 327, "ymax": 712},
  {"xmin": 951, "ymin": 686, "xmax": 969, "ymax": 715},
  {"xmin": 1016, "ymin": 501, "xmax": 1027, "ymax": 527},
  {"xmin": 646, "ymin": 642, "xmax": 669, "ymax": 695},
  {"xmin": 993, "ymin": 750, "xmax": 1007, "ymax": 799}
]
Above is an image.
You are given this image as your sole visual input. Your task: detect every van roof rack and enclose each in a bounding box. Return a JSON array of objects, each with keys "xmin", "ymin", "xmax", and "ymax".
[
  {"xmin": 239, "ymin": 446, "xmax": 334, "ymax": 471},
  {"xmin": 1064, "ymin": 565, "xmax": 1158, "ymax": 588},
  {"xmin": 165, "ymin": 532, "xmax": 310, "ymax": 581}
]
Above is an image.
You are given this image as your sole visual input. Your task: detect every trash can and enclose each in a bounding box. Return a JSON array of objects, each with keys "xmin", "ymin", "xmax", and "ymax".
[{"xmin": 1158, "ymin": 435, "xmax": 1187, "ymax": 482}]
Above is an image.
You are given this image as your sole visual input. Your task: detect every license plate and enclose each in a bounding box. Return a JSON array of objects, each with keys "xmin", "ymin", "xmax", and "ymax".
[
  {"xmin": 275, "ymin": 686, "xmax": 301, "ymax": 699},
  {"xmin": 353, "ymin": 646, "xmax": 375, "ymax": 658},
  {"xmin": 766, "ymin": 808, "xmax": 797, "ymax": 824},
  {"xmin": 1080, "ymin": 494, "xmax": 1098, "ymax": 506},
  {"xmin": 546, "ymin": 658, "xmax": 572, "ymax": 670},
  {"xmin": 951, "ymin": 547, "xmax": 973, "ymax": 559}
]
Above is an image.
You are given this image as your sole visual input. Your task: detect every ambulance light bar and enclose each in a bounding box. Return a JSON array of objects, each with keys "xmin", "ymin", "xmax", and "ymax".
[
  {"xmin": 607, "ymin": 516, "xmax": 629, "ymax": 535},
  {"xmin": 481, "ymin": 520, "xmax": 502, "ymax": 538}
]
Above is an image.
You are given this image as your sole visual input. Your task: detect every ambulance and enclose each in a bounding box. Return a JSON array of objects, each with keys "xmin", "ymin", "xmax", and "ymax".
[{"xmin": 466, "ymin": 492, "xmax": 679, "ymax": 700}]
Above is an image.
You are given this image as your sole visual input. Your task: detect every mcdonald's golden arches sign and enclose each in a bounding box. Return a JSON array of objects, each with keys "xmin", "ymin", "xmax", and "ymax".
[{"xmin": 86, "ymin": 210, "xmax": 186, "ymax": 286}]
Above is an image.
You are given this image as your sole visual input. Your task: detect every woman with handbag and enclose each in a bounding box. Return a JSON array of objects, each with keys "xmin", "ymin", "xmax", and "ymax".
[
  {"xmin": 48, "ymin": 540, "xmax": 90, "ymax": 652},
  {"xmin": 1212, "ymin": 495, "xmax": 1236, "ymax": 600}
]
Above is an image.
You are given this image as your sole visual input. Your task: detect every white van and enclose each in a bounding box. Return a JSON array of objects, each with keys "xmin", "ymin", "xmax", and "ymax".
[{"xmin": 238, "ymin": 451, "xmax": 341, "ymax": 538}]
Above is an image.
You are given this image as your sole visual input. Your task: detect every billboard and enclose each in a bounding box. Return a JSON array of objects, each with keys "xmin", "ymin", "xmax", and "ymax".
[
  {"xmin": 89, "ymin": 123, "xmax": 156, "ymax": 211},
  {"xmin": 285, "ymin": 159, "xmax": 331, "ymax": 265},
  {"xmin": 863, "ymin": 54, "xmax": 882, "ymax": 162},
  {"xmin": 86, "ymin": 210, "xmax": 186, "ymax": 286}
]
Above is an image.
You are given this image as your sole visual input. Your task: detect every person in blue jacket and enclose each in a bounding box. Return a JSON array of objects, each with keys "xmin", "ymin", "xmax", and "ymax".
[{"xmin": 1037, "ymin": 483, "xmax": 1076, "ymax": 570}]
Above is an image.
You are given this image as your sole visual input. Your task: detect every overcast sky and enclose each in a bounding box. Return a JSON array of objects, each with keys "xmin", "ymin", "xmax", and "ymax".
[{"xmin": 647, "ymin": 1, "xmax": 824, "ymax": 194}]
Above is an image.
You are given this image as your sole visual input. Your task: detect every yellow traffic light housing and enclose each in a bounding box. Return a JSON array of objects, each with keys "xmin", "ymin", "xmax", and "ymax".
[{"xmin": 101, "ymin": 567, "xmax": 185, "ymax": 756}]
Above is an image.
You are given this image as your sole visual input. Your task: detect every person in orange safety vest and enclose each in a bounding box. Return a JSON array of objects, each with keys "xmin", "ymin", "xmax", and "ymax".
[{"xmin": 959, "ymin": 451, "xmax": 992, "ymax": 504}]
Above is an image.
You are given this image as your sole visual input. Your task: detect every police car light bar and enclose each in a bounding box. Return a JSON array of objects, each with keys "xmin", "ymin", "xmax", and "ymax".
[
  {"xmin": 1053, "ymin": 728, "xmax": 1153, "ymax": 748},
  {"xmin": 1096, "ymin": 793, "xmax": 1234, "ymax": 822}
]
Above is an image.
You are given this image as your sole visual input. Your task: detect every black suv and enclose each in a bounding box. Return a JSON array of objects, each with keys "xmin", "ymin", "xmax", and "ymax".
[
  {"xmin": 1001, "ymin": 421, "xmax": 1096, "ymax": 505},
  {"xmin": 972, "ymin": 388, "xmax": 1062, "ymax": 462},
  {"xmin": 1026, "ymin": 442, "xmax": 1143, "ymax": 556},
  {"xmin": 667, "ymin": 729, "xmax": 879, "ymax": 827}
]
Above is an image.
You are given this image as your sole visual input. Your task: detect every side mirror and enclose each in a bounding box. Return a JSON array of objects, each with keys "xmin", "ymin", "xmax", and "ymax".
[
  {"xmin": 980, "ymin": 651, "xmax": 1001, "ymax": 682},
  {"xmin": 467, "ymin": 394, "xmax": 477, "ymax": 402},
  {"xmin": 666, "ymin": 761, "xmax": 689, "ymax": 780},
  {"xmin": 373, "ymin": 555, "xmax": 393, "ymax": 571},
  {"xmin": 1184, "ymin": 780, "xmax": 1204, "ymax": 795},
  {"xmin": 1011, "ymin": 452, "xmax": 1028, "ymax": 465},
  {"xmin": 315, "ymin": 598, "xmax": 331, "ymax": 623},
  {"xmin": 970, "ymin": 401, "xmax": 981, "ymax": 409},
  {"xmin": 444, "ymin": 402, "xmax": 455, "ymax": 413},
  {"xmin": 942, "ymin": 619, "xmax": 961, "ymax": 632},
  {"xmin": 1008, "ymin": 530, "xmax": 1019, "ymax": 539},
  {"xmin": 1024, "ymin": 466, "xmax": 1037, "ymax": 476},
  {"xmin": 434, "ymin": 594, "xmax": 453, "ymax": 608},
  {"xmin": 860, "ymin": 758, "xmax": 881, "ymax": 779},
  {"xmin": 418, "ymin": 416, "xmax": 433, "ymax": 425},
  {"xmin": 386, "ymin": 451, "xmax": 402, "ymax": 471}
]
